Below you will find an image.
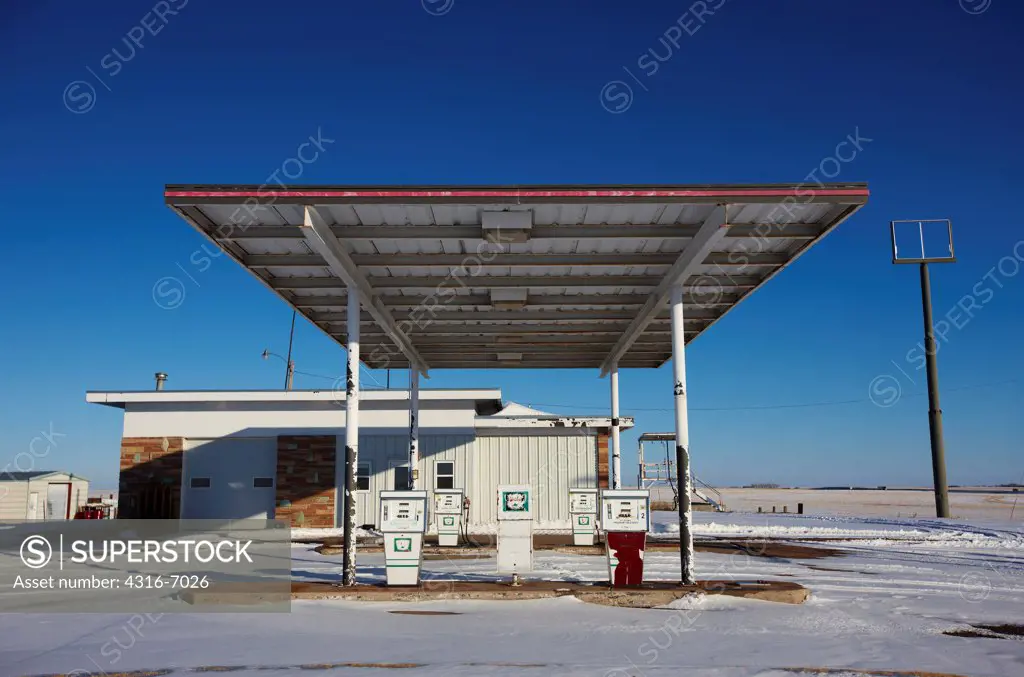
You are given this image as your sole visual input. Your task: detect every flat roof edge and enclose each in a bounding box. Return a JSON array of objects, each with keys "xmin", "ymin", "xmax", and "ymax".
[
  {"xmin": 0, "ymin": 471, "xmax": 89, "ymax": 482},
  {"xmin": 86, "ymin": 389, "xmax": 502, "ymax": 405},
  {"xmin": 476, "ymin": 415, "xmax": 635, "ymax": 429}
]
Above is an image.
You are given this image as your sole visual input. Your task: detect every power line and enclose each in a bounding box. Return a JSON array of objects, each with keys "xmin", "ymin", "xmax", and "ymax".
[
  {"xmin": 283, "ymin": 368, "xmax": 1019, "ymax": 407},
  {"xmin": 524, "ymin": 377, "xmax": 1022, "ymax": 414},
  {"xmin": 291, "ymin": 366, "xmax": 387, "ymax": 390}
]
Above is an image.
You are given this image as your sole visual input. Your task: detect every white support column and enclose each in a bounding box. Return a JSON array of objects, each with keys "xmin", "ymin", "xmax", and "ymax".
[
  {"xmin": 610, "ymin": 364, "xmax": 622, "ymax": 490},
  {"xmin": 670, "ymin": 285, "xmax": 695, "ymax": 585},
  {"xmin": 342, "ymin": 289, "xmax": 360, "ymax": 586},
  {"xmin": 409, "ymin": 366, "xmax": 420, "ymax": 489}
]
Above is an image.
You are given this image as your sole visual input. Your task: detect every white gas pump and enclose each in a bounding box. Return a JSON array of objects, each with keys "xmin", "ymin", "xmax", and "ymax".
[
  {"xmin": 568, "ymin": 487, "xmax": 599, "ymax": 546},
  {"xmin": 601, "ymin": 489, "xmax": 650, "ymax": 587},
  {"xmin": 433, "ymin": 488, "xmax": 464, "ymax": 547},
  {"xmin": 379, "ymin": 490, "xmax": 428, "ymax": 586},
  {"xmin": 496, "ymin": 484, "xmax": 533, "ymax": 581}
]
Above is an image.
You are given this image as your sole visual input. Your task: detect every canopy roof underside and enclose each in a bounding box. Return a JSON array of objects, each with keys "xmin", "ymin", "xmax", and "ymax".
[{"xmin": 165, "ymin": 183, "xmax": 868, "ymax": 373}]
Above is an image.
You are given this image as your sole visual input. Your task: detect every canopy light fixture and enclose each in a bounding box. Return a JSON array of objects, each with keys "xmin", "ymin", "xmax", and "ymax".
[
  {"xmin": 482, "ymin": 210, "xmax": 532, "ymax": 244},
  {"xmin": 489, "ymin": 289, "xmax": 529, "ymax": 309}
]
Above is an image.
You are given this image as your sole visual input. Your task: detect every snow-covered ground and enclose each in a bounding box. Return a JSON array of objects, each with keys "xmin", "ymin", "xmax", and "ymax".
[
  {"xmin": 654, "ymin": 511, "xmax": 1024, "ymax": 549},
  {"xmin": 2, "ymin": 513, "xmax": 1022, "ymax": 677},
  {"xmin": 685, "ymin": 486, "xmax": 1022, "ymax": 520}
]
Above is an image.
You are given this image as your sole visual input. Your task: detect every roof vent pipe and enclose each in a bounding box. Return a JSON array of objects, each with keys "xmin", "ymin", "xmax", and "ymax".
[{"xmin": 154, "ymin": 372, "xmax": 167, "ymax": 391}]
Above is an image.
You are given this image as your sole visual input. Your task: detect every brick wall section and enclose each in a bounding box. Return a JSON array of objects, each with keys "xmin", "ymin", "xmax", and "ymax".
[
  {"xmin": 597, "ymin": 431, "xmax": 609, "ymax": 489},
  {"xmin": 275, "ymin": 435, "xmax": 336, "ymax": 528},
  {"xmin": 119, "ymin": 437, "xmax": 184, "ymax": 518}
]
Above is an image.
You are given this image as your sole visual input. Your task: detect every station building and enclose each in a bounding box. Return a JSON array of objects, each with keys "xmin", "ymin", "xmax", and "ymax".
[{"xmin": 88, "ymin": 388, "xmax": 629, "ymax": 531}]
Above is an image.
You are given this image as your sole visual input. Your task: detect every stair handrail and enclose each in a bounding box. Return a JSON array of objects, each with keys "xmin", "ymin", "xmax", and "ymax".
[{"xmin": 692, "ymin": 474, "xmax": 725, "ymax": 510}]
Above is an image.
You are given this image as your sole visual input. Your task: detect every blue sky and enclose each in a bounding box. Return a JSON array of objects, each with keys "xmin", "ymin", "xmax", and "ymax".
[{"xmin": 0, "ymin": 0, "xmax": 1021, "ymax": 490}]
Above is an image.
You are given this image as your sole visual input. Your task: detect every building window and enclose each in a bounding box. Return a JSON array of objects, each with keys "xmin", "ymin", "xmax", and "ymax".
[
  {"xmin": 435, "ymin": 461, "xmax": 455, "ymax": 490},
  {"xmin": 190, "ymin": 477, "xmax": 211, "ymax": 489},
  {"xmin": 356, "ymin": 462, "xmax": 371, "ymax": 491},
  {"xmin": 253, "ymin": 477, "xmax": 274, "ymax": 488},
  {"xmin": 393, "ymin": 465, "xmax": 410, "ymax": 491}
]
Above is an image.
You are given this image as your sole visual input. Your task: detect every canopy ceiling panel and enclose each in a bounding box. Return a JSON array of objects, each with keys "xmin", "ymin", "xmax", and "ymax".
[{"xmin": 166, "ymin": 183, "xmax": 868, "ymax": 373}]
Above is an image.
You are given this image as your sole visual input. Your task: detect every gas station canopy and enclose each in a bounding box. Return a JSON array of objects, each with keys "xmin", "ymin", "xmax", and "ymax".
[{"xmin": 165, "ymin": 184, "xmax": 869, "ymax": 374}]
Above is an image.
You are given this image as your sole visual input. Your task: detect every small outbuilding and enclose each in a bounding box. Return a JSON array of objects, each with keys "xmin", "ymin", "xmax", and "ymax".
[
  {"xmin": 87, "ymin": 388, "xmax": 631, "ymax": 531},
  {"xmin": 0, "ymin": 471, "xmax": 90, "ymax": 520}
]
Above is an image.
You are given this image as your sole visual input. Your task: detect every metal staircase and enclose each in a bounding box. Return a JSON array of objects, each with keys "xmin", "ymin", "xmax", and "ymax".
[
  {"xmin": 692, "ymin": 476, "xmax": 726, "ymax": 512},
  {"xmin": 637, "ymin": 432, "xmax": 727, "ymax": 512}
]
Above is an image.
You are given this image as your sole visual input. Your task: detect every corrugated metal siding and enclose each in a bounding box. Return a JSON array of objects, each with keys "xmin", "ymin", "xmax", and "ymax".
[
  {"xmin": 471, "ymin": 434, "xmax": 597, "ymax": 529},
  {"xmin": 349, "ymin": 435, "xmax": 403, "ymax": 527},
  {"xmin": 348, "ymin": 433, "xmax": 594, "ymax": 530},
  {"xmin": 418, "ymin": 434, "xmax": 475, "ymax": 499},
  {"xmin": 0, "ymin": 481, "xmax": 29, "ymax": 519},
  {"xmin": 350, "ymin": 434, "xmax": 474, "ymax": 528}
]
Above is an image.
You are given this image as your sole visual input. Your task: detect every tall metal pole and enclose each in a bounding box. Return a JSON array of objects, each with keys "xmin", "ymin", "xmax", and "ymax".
[
  {"xmin": 920, "ymin": 263, "xmax": 950, "ymax": 518},
  {"xmin": 409, "ymin": 366, "xmax": 420, "ymax": 489},
  {"xmin": 610, "ymin": 364, "xmax": 622, "ymax": 489},
  {"xmin": 342, "ymin": 290, "xmax": 361, "ymax": 585},
  {"xmin": 637, "ymin": 439, "xmax": 643, "ymax": 489},
  {"xmin": 284, "ymin": 310, "xmax": 296, "ymax": 390},
  {"xmin": 670, "ymin": 285, "xmax": 695, "ymax": 585}
]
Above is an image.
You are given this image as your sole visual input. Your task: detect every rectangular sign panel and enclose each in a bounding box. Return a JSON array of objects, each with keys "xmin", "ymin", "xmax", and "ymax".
[
  {"xmin": 891, "ymin": 219, "xmax": 955, "ymax": 263},
  {"xmin": 497, "ymin": 485, "xmax": 533, "ymax": 521}
]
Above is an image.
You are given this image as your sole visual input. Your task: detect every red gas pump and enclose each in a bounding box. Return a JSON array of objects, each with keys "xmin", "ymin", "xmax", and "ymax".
[
  {"xmin": 606, "ymin": 532, "xmax": 647, "ymax": 586},
  {"xmin": 601, "ymin": 489, "xmax": 651, "ymax": 587}
]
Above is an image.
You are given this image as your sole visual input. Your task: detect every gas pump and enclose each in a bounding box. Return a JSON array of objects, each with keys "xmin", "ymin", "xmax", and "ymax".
[
  {"xmin": 379, "ymin": 490, "xmax": 428, "ymax": 586},
  {"xmin": 433, "ymin": 488, "xmax": 464, "ymax": 546},
  {"xmin": 601, "ymin": 489, "xmax": 650, "ymax": 587},
  {"xmin": 496, "ymin": 484, "xmax": 533, "ymax": 582},
  {"xmin": 568, "ymin": 488, "xmax": 599, "ymax": 546}
]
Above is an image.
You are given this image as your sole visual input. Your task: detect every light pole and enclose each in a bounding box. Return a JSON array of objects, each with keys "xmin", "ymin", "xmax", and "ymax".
[
  {"xmin": 284, "ymin": 309, "xmax": 297, "ymax": 390},
  {"xmin": 891, "ymin": 220, "xmax": 955, "ymax": 518},
  {"xmin": 261, "ymin": 350, "xmax": 295, "ymax": 390},
  {"xmin": 262, "ymin": 310, "xmax": 298, "ymax": 390}
]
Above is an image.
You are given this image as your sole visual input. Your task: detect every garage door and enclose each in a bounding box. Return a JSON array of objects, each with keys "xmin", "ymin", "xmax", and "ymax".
[{"xmin": 181, "ymin": 438, "xmax": 277, "ymax": 520}]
